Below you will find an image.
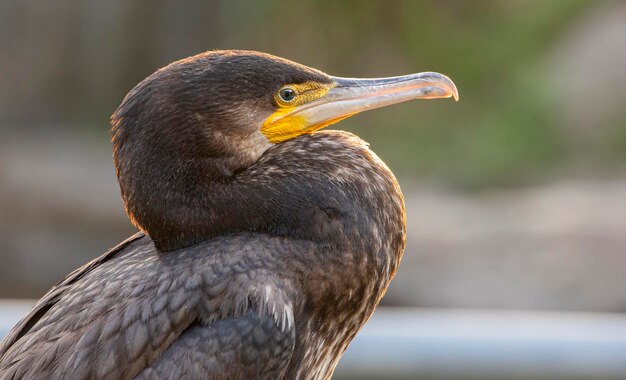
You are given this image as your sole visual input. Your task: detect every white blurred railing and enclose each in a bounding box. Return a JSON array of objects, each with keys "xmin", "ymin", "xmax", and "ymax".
[
  {"xmin": 335, "ymin": 308, "xmax": 626, "ymax": 379},
  {"xmin": 2, "ymin": 301, "xmax": 626, "ymax": 379}
]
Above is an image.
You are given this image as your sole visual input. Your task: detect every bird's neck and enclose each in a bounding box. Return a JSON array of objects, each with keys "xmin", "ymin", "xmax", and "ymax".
[
  {"xmin": 116, "ymin": 132, "xmax": 405, "ymax": 256},
  {"xmin": 115, "ymin": 151, "xmax": 275, "ymax": 251}
]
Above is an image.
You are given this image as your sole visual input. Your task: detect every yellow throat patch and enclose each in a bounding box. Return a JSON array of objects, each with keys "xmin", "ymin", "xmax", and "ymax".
[{"xmin": 261, "ymin": 81, "xmax": 336, "ymax": 143}]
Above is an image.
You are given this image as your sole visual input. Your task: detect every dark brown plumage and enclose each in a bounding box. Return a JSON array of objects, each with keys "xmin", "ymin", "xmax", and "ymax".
[{"xmin": 0, "ymin": 50, "xmax": 457, "ymax": 379}]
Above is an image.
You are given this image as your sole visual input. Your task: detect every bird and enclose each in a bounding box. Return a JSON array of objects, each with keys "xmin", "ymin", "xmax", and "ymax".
[{"xmin": 0, "ymin": 50, "xmax": 457, "ymax": 379}]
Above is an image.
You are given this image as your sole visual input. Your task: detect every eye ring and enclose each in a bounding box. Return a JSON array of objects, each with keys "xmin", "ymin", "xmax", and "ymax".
[{"xmin": 278, "ymin": 87, "xmax": 297, "ymax": 103}]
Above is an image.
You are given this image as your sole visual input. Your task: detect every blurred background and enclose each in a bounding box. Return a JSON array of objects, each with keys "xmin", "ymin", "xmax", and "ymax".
[{"xmin": 1, "ymin": 0, "xmax": 625, "ymax": 378}]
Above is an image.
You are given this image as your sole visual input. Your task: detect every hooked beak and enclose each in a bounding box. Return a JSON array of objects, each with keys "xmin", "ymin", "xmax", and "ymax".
[{"xmin": 261, "ymin": 72, "xmax": 458, "ymax": 143}]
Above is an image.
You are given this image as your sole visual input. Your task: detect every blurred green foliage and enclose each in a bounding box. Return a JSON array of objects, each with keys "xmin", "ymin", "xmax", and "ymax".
[
  {"xmin": 310, "ymin": 0, "xmax": 592, "ymax": 188},
  {"xmin": 0, "ymin": 0, "xmax": 606, "ymax": 188}
]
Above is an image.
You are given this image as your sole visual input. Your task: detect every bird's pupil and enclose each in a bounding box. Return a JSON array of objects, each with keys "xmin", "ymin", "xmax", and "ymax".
[{"xmin": 280, "ymin": 88, "xmax": 296, "ymax": 102}]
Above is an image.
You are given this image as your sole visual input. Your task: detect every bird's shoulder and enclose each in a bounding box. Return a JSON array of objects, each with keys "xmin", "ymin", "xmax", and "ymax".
[{"xmin": 0, "ymin": 233, "xmax": 300, "ymax": 379}]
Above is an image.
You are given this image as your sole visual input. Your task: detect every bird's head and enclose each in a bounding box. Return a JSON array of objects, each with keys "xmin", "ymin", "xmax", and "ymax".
[
  {"xmin": 111, "ymin": 50, "xmax": 457, "ymax": 250},
  {"xmin": 112, "ymin": 50, "xmax": 457, "ymax": 177}
]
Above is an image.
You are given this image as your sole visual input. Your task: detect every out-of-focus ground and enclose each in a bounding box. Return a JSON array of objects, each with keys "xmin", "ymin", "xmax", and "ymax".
[{"xmin": 1, "ymin": 0, "xmax": 625, "ymax": 313}]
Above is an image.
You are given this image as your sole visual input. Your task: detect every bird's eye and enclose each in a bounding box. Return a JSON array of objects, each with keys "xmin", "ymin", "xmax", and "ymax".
[{"xmin": 279, "ymin": 87, "xmax": 297, "ymax": 102}]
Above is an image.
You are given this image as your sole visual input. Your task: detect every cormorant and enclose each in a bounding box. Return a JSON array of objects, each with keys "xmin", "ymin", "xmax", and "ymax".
[{"xmin": 0, "ymin": 50, "xmax": 457, "ymax": 379}]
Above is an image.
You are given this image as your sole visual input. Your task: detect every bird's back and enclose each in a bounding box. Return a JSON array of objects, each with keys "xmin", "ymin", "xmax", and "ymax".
[{"xmin": 0, "ymin": 233, "xmax": 301, "ymax": 379}]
